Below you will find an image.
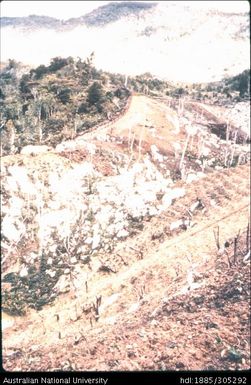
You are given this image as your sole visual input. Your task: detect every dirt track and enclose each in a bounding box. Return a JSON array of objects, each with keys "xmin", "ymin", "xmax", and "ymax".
[{"xmin": 76, "ymin": 94, "xmax": 182, "ymax": 153}]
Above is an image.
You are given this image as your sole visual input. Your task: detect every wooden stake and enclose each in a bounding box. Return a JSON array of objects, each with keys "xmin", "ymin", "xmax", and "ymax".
[
  {"xmin": 234, "ymin": 237, "xmax": 238, "ymax": 265},
  {"xmin": 247, "ymin": 223, "xmax": 250, "ymax": 253},
  {"xmin": 233, "ymin": 230, "xmax": 241, "ymax": 265},
  {"xmin": 213, "ymin": 226, "xmax": 220, "ymax": 250}
]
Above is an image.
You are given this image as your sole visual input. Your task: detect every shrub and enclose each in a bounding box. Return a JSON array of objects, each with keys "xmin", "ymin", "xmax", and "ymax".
[
  {"xmin": 44, "ymin": 118, "xmax": 65, "ymax": 133},
  {"xmin": 48, "ymin": 57, "xmax": 68, "ymax": 72},
  {"xmin": 32, "ymin": 64, "xmax": 48, "ymax": 79},
  {"xmin": 114, "ymin": 87, "xmax": 130, "ymax": 99},
  {"xmin": 57, "ymin": 88, "xmax": 71, "ymax": 104},
  {"xmin": 0, "ymin": 88, "xmax": 5, "ymax": 100},
  {"xmin": 19, "ymin": 74, "xmax": 32, "ymax": 96},
  {"xmin": 87, "ymin": 82, "xmax": 104, "ymax": 105},
  {"xmin": 78, "ymin": 102, "xmax": 89, "ymax": 113}
]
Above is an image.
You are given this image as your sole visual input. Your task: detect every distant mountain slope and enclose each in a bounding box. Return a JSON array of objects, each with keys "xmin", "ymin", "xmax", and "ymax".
[
  {"xmin": 0, "ymin": 2, "xmax": 157, "ymax": 29},
  {"xmin": 73, "ymin": 1, "xmax": 157, "ymax": 27},
  {"xmin": 0, "ymin": 1, "xmax": 249, "ymax": 82},
  {"xmin": 1, "ymin": 15, "xmax": 61, "ymax": 29}
]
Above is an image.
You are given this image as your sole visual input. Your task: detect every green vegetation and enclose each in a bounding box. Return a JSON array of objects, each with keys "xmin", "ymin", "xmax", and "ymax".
[
  {"xmin": 1, "ymin": 15, "xmax": 62, "ymax": 29},
  {"xmin": 87, "ymin": 81, "xmax": 104, "ymax": 106},
  {"xmin": 79, "ymin": 2, "xmax": 157, "ymax": 27},
  {"xmin": 128, "ymin": 72, "xmax": 174, "ymax": 96},
  {"xmin": 225, "ymin": 69, "xmax": 250, "ymax": 97},
  {"xmin": 1, "ymin": 2, "xmax": 157, "ymax": 30},
  {"xmin": 0, "ymin": 56, "xmax": 131, "ymax": 154},
  {"xmin": 186, "ymin": 69, "xmax": 250, "ymax": 102},
  {"xmin": 0, "ymin": 57, "xmax": 174, "ymax": 156},
  {"xmin": 0, "ymin": 56, "xmax": 249, "ymax": 156}
]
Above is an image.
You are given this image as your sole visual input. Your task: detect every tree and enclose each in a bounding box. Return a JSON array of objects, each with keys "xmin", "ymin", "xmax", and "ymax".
[
  {"xmin": 48, "ymin": 57, "xmax": 68, "ymax": 72},
  {"xmin": 87, "ymin": 82, "xmax": 104, "ymax": 105},
  {"xmin": 57, "ymin": 88, "xmax": 71, "ymax": 104},
  {"xmin": 78, "ymin": 102, "xmax": 89, "ymax": 113},
  {"xmin": 238, "ymin": 72, "xmax": 249, "ymax": 97},
  {"xmin": 32, "ymin": 64, "xmax": 48, "ymax": 79},
  {"xmin": 177, "ymin": 87, "xmax": 185, "ymax": 95},
  {"xmin": 0, "ymin": 88, "xmax": 5, "ymax": 101},
  {"xmin": 226, "ymin": 69, "xmax": 250, "ymax": 97},
  {"xmin": 19, "ymin": 74, "xmax": 33, "ymax": 98},
  {"xmin": 114, "ymin": 87, "xmax": 130, "ymax": 99},
  {"xmin": 8, "ymin": 59, "xmax": 19, "ymax": 70}
]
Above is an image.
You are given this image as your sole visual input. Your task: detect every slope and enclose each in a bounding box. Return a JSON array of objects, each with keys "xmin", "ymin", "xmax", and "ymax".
[{"xmin": 1, "ymin": 94, "xmax": 250, "ymax": 371}]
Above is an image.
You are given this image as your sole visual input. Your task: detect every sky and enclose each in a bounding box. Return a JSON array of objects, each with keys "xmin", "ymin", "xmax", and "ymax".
[
  {"xmin": 1, "ymin": 1, "xmax": 112, "ymax": 19},
  {"xmin": 1, "ymin": 0, "xmax": 249, "ymax": 19}
]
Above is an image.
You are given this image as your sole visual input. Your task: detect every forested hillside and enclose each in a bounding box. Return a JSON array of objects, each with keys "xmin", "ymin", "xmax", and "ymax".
[
  {"xmin": 0, "ymin": 56, "xmax": 131, "ymax": 154},
  {"xmin": 1, "ymin": 56, "xmax": 249, "ymax": 156}
]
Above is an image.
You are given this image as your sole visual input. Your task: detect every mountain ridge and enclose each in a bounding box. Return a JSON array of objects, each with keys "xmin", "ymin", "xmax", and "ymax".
[
  {"xmin": 1, "ymin": 1, "xmax": 249, "ymax": 89},
  {"xmin": 0, "ymin": 2, "xmax": 158, "ymax": 29}
]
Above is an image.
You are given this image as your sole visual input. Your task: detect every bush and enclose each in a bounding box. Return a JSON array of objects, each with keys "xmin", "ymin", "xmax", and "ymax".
[
  {"xmin": 87, "ymin": 82, "xmax": 104, "ymax": 105},
  {"xmin": 105, "ymin": 91, "xmax": 114, "ymax": 101},
  {"xmin": 78, "ymin": 102, "xmax": 89, "ymax": 113},
  {"xmin": 226, "ymin": 69, "xmax": 250, "ymax": 97},
  {"xmin": 176, "ymin": 87, "xmax": 185, "ymax": 95},
  {"xmin": 8, "ymin": 59, "xmax": 18, "ymax": 69},
  {"xmin": 32, "ymin": 64, "xmax": 48, "ymax": 79},
  {"xmin": 48, "ymin": 57, "xmax": 68, "ymax": 72},
  {"xmin": 0, "ymin": 88, "xmax": 5, "ymax": 100},
  {"xmin": 114, "ymin": 87, "xmax": 130, "ymax": 99},
  {"xmin": 44, "ymin": 118, "xmax": 65, "ymax": 133},
  {"xmin": 19, "ymin": 74, "xmax": 32, "ymax": 95},
  {"xmin": 57, "ymin": 88, "xmax": 71, "ymax": 104},
  {"xmin": 81, "ymin": 75, "xmax": 89, "ymax": 86}
]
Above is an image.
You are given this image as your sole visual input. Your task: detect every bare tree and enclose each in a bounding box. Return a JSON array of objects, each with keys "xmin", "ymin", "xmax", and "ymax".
[
  {"xmin": 179, "ymin": 133, "xmax": 190, "ymax": 172},
  {"xmin": 229, "ymin": 130, "xmax": 238, "ymax": 167}
]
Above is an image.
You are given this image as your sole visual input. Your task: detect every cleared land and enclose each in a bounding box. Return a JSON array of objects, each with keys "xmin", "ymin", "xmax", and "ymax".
[{"xmin": 2, "ymin": 95, "xmax": 250, "ymax": 371}]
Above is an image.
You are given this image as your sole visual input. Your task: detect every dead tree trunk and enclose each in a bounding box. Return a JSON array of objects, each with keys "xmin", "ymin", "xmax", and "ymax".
[
  {"xmin": 247, "ymin": 223, "xmax": 250, "ymax": 253},
  {"xmin": 213, "ymin": 226, "xmax": 220, "ymax": 250},
  {"xmin": 179, "ymin": 133, "xmax": 190, "ymax": 172}
]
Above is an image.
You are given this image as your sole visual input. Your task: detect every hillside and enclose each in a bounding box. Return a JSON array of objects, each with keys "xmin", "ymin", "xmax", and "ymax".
[
  {"xmin": 1, "ymin": 89, "xmax": 250, "ymax": 370},
  {"xmin": 0, "ymin": 56, "xmax": 131, "ymax": 155},
  {"xmin": 1, "ymin": 0, "xmax": 250, "ymax": 374},
  {"xmin": 3, "ymin": 192, "xmax": 250, "ymax": 370},
  {"xmin": 1, "ymin": 58, "xmax": 250, "ymax": 157},
  {"xmin": 0, "ymin": 15, "xmax": 62, "ymax": 29},
  {"xmin": 0, "ymin": 2, "xmax": 157, "ymax": 29},
  {"xmin": 1, "ymin": 1, "xmax": 249, "ymax": 82},
  {"xmin": 70, "ymin": 2, "xmax": 158, "ymax": 27}
]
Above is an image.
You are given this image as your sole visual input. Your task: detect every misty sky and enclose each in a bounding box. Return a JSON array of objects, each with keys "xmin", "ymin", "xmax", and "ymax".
[
  {"xmin": 1, "ymin": 0, "xmax": 249, "ymax": 19},
  {"xmin": 1, "ymin": 1, "xmax": 111, "ymax": 19}
]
